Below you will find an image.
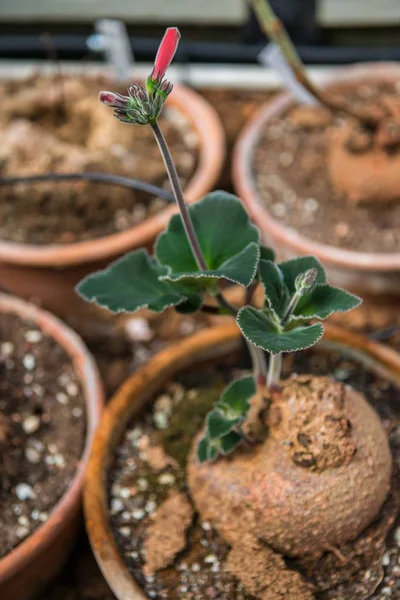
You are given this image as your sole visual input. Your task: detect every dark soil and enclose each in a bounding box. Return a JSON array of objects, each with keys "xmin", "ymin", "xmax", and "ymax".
[
  {"xmin": 107, "ymin": 343, "xmax": 400, "ymax": 600},
  {"xmin": 0, "ymin": 312, "xmax": 85, "ymax": 558},
  {"xmin": 0, "ymin": 75, "xmax": 198, "ymax": 245},
  {"xmin": 253, "ymin": 81, "xmax": 400, "ymax": 253}
]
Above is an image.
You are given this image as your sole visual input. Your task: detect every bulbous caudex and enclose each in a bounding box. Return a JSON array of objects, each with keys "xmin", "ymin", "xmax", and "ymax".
[{"xmin": 187, "ymin": 375, "xmax": 392, "ymax": 557}]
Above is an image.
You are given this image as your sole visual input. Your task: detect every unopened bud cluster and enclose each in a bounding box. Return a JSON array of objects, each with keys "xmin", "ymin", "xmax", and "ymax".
[
  {"xmin": 295, "ymin": 268, "xmax": 318, "ymax": 296},
  {"xmin": 99, "ymin": 80, "xmax": 172, "ymax": 125}
]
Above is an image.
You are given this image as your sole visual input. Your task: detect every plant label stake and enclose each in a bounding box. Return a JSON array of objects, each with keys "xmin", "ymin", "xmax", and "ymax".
[
  {"xmin": 95, "ymin": 19, "xmax": 134, "ymax": 81},
  {"xmin": 258, "ymin": 43, "xmax": 317, "ymax": 105}
]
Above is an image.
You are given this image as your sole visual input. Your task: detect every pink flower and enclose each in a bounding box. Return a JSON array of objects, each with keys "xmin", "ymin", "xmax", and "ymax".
[{"xmin": 152, "ymin": 27, "xmax": 181, "ymax": 81}]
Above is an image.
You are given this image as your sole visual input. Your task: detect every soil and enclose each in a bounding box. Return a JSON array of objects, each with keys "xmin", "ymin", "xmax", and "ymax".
[
  {"xmin": 0, "ymin": 312, "xmax": 85, "ymax": 558},
  {"xmin": 252, "ymin": 81, "xmax": 400, "ymax": 253},
  {"xmin": 0, "ymin": 74, "xmax": 198, "ymax": 244},
  {"xmin": 106, "ymin": 343, "xmax": 400, "ymax": 600}
]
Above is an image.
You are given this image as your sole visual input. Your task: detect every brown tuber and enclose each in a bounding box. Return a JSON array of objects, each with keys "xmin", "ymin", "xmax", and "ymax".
[{"xmin": 187, "ymin": 375, "xmax": 391, "ymax": 557}]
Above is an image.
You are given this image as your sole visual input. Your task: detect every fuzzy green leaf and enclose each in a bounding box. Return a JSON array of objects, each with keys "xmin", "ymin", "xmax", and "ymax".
[
  {"xmin": 197, "ymin": 435, "xmax": 219, "ymax": 463},
  {"xmin": 76, "ymin": 249, "xmax": 188, "ymax": 313},
  {"xmin": 259, "ymin": 260, "xmax": 289, "ymax": 320},
  {"xmin": 197, "ymin": 436, "xmax": 211, "ymax": 463},
  {"xmin": 220, "ymin": 431, "xmax": 242, "ymax": 455},
  {"xmin": 237, "ymin": 306, "xmax": 324, "ymax": 354},
  {"xmin": 175, "ymin": 293, "xmax": 204, "ymax": 314},
  {"xmin": 293, "ymin": 285, "xmax": 362, "ymax": 321},
  {"xmin": 279, "ymin": 256, "xmax": 326, "ymax": 294},
  {"xmin": 260, "ymin": 246, "xmax": 276, "ymax": 262},
  {"xmin": 217, "ymin": 376, "xmax": 255, "ymax": 419},
  {"xmin": 207, "ymin": 409, "xmax": 241, "ymax": 440},
  {"xmin": 156, "ymin": 192, "xmax": 260, "ymax": 287}
]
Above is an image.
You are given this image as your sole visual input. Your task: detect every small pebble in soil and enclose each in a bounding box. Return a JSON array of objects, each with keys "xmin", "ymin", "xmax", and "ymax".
[
  {"xmin": 383, "ymin": 552, "xmax": 391, "ymax": 566},
  {"xmin": 25, "ymin": 446, "xmax": 41, "ymax": 464},
  {"xmin": 23, "ymin": 353, "xmax": 36, "ymax": 370},
  {"xmin": 15, "ymin": 526, "xmax": 30, "ymax": 539},
  {"xmin": 56, "ymin": 392, "xmax": 69, "ymax": 405},
  {"xmin": 22, "ymin": 415, "xmax": 41, "ymax": 434},
  {"xmin": 304, "ymin": 198, "xmax": 319, "ymax": 213},
  {"xmin": 158, "ymin": 473, "xmax": 175, "ymax": 485},
  {"xmin": 124, "ymin": 317, "xmax": 154, "ymax": 342},
  {"xmin": 66, "ymin": 382, "xmax": 79, "ymax": 396},
  {"xmin": 120, "ymin": 487, "xmax": 134, "ymax": 499},
  {"xmin": 111, "ymin": 498, "xmax": 124, "ymax": 513},
  {"xmin": 1, "ymin": 341, "xmax": 14, "ymax": 355},
  {"xmin": 271, "ymin": 203, "xmax": 287, "ymax": 218},
  {"xmin": 24, "ymin": 330, "xmax": 42, "ymax": 343},
  {"xmin": 153, "ymin": 412, "xmax": 169, "ymax": 430},
  {"xmin": 279, "ymin": 152, "xmax": 293, "ymax": 167},
  {"xmin": 132, "ymin": 509, "xmax": 146, "ymax": 520},
  {"xmin": 335, "ymin": 222, "xmax": 350, "ymax": 238},
  {"xmin": 15, "ymin": 483, "xmax": 35, "ymax": 500}
]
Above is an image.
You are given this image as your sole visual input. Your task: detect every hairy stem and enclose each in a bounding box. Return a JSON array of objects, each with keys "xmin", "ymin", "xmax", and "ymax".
[
  {"xmin": 0, "ymin": 172, "xmax": 175, "ymax": 202},
  {"xmin": 151, "ymin": 119, "xmax": 267, "ymax": 386},
  {"xmin": 267, "ymin": 353, "xmax": 282, "ymax": 393},
  {"xmin": 249, "ymin": 0, "xmax": 381, "ymax": 129},
  {"xmin": 282, "ymin": 290, "xmax": 301, "ymax": 326},
  {"xmin": 151, "ymin": 121, "xmax": 207, "ymax": 271}
]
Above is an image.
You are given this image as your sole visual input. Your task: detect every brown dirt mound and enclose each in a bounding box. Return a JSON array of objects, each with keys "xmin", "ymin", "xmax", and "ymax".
[
  {"xmin": 328, "ymin": 122, "xmax": 400, "ymax": 204},
  {"xmin": 143, "ymin": 491, "xmax": 193, "ymax": 576},
  {"xmin": 226, "ymin": 534, "xmax": 315, "ymax": 599},
  {"xmin": 187, "ymin": 376, "xmax": 392, "ymax": 557}
]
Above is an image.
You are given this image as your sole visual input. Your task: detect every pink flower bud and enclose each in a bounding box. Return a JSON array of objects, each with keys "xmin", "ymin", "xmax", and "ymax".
[
  {"xmin": 152, "ymin": 27, "xmax": 181, "ymax": 81},
  {"xmin": 99, "ymin": 91, "xmax": 129, "ymax": 109}
]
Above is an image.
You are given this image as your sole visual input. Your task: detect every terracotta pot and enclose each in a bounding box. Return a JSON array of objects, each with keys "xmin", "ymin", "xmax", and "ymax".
[
  {"xmin": 84, "ymin": 321, "xmax": 400, "ymax": 599},
  {"xmin": 0, "ymin": 293, "xmax": 104, "ymax": 600},
  {"xmin": 232, "ymin": 62, "xmax": 400, "ymax": 299},
  {"xmin": 0, "ymin": 84, "xmax": 225, "ymax": 317}
]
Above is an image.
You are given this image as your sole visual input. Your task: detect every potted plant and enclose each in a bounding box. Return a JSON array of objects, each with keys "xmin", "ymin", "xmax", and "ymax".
[
  {"xmin": 0, "ymin": 292, "xmax": 104, "ymax": 600},
  {"xmin": 0, "ymin": 50, "xmax": 225, "ymax": 317},
  {"xmin": 233, "ymin": 0, "xmax": 400, "ymax": 324},
  {"xmin": 78, "ymin": 28, "xmax": 400, "ymax": 599}
]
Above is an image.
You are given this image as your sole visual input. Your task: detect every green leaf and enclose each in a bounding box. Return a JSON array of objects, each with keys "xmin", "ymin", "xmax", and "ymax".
[
  {"xmin": 220, "ymin": 431, "xmax": 242, "ymax": 455},
  {"xmin": 279, "ymin": 256, "xmax": 326, "ymax": 294},
  {"xmin": 207, "ymin": 409, "xmax": 240, "ymax": 440},
  {"xmin": 293, "ymin": 285, "xmax": 361, "ymax": 321},
  {"xmin": 197, "ymin": 435, "xmax": 219, "ymax": 463},
  {"xmin": 156, "ymin": 192, "xmax": 260, "ymax": 287},
  {"xmin": 259, "ymin": 260, "xmax": 289, "ymax": 320},
  {"xmin": 175, "ymin": 293, "xmax": 204, "ymax": 314},
  {"xmin": 197, "ymin": 436, "xmax": 209, "ymax": 463},
  {"xmin": 237, "ymin": 306, "xmax": 324, "ymax": 354},
  {"xmin": 217, "ymin": 376, "xmax": 255, "ymax": 419},
  {"xmin": 260, "ymin": 246, "xmax": 276, "ymax": 262},
  {"xmin": 160, "ymin": 243, "xmax": 260, "ymax": 288},
  {"xmin": 76, "ymin": 249, "xmax": 188, "ymax": 313}
]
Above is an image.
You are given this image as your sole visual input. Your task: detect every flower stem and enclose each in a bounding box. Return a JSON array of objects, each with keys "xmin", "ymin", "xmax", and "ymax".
[
  {"xmin": 282, "ymin": 291, "xmax": 301, "ymax": 326},
  {"xmin": 150, "ymin": 119, "xmax": 267, "ymax": 387},
  {"xmin": 151, "ymin": 121, "xmax": 207, "ymax": 271},
  {"xmin": 249, "ymin": 0, "xmax": 381, "ymax": 129},
  {"xmin": 267, "ymin": 353, "xmax": 282, "ymax": 393}
]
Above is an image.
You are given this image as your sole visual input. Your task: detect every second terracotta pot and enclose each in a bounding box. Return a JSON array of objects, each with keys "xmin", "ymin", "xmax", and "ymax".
[
  {"xmin": 83, "ymin": 321, "xmax": 400, "ymax": 599},
  {"xmin": 233, "ymin": 62, "xmax": 400, "ymax": 299},
  {"xmin": 0, "ymin": 83, "xmax": 225, "ymax": 318}
]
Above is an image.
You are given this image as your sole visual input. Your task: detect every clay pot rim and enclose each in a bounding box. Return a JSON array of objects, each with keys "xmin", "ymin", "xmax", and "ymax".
[
  {"xmin": 233, "ymin": 61, "xmax": 400, "ymax": 272},
  {"xmin": 84, "ymin": 320, "xmax": 400, "ymax": 600},
  {"xmin": 0, "ymin": 83, "xmax": 225, "ymax": 268},
  {"xmin": 0, "ymin": 293, "xmax": 104, "ymax": 584}
]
